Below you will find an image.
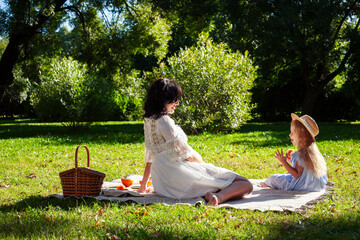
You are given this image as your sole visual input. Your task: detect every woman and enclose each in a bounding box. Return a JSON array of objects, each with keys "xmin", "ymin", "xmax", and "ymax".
[{"xmin": 138, "ymin": 78, "xmax": 253, "ymax": 206}]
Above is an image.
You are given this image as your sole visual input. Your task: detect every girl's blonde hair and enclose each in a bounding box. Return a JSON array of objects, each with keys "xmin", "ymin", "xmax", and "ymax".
[{"xmin": 292, "ymin": 120, "xmax": 327, "ymax": 178}]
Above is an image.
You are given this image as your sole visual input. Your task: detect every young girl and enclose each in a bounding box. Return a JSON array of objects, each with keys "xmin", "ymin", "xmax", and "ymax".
[
  {"xmin": 260, "ymin": 113, "xmax": 327, "ymax": 192},
  {"xmin": 138, "ymin": 78, "xmax": 253, "ymax": 206}
]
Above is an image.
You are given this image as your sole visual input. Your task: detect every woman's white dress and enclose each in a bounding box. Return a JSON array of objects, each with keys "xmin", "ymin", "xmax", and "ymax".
[
  {"xmin": 144, "ymin": 115, "xmax": 240, "ymax": 199},
  {"xmin": 264, "ymin": 151, "xmax": 327, "ymax": 192}
]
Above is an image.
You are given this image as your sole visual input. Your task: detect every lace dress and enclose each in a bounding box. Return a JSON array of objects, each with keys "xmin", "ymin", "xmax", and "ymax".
[
  {"xmin": 144, "ymin": 115, "xmax": 240, "ymax": 199},
  {"xmin": 264, "ymin": 151, "xmax": 327, "ymax": 192}
]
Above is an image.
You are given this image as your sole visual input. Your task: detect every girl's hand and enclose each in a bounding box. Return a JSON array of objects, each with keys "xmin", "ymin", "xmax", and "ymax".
[{"xmin": 274, "ymin": 149, "xmax": 287, "ymax": 163}]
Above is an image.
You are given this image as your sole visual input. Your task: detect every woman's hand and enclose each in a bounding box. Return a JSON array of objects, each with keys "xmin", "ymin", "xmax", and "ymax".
[
  {"xmin": 138, "ymin": 185, "xmax": 152, "ymax": 193},
  {"xmin": 185, "ymin": 155, "xmax": 203, "ymax": 163},
  {"xmin": 138, "ymin": 162, "xmax": 152, "ymax": 193},
  {"xmin": 138, "ymin": 185, "xmax": 147, "ymax": 193}
]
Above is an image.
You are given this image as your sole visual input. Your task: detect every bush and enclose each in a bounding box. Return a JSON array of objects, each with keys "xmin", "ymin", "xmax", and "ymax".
[
  {"xmin": 31, "ymin": 57, "xmax": 90, "ymax": 127},
  {"xmin": 31, "ymin": 57, "xmax": 146, "ymax": 125},
  {"xmin": 0, "ymin": 67, "xmax": 31, "ymax": 118},
  {"xmin": 112, "ymin": 70, "xmax": 145, "ymax": 121},
  {"xmin": 152, "ymin": 33, "xmax": 257, "ymax": 133}
]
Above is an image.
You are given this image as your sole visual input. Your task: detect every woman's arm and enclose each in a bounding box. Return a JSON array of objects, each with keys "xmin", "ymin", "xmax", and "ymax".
[
  {"xmin": 138, "ymin": 162, "xmax": 152, "ymax": 193},
  {"xmin": 274, "ymin": 149, "xmax": 303, "ymax": 178}
]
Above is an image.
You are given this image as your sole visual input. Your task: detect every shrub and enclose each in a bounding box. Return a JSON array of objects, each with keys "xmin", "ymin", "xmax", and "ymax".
[
  {"xmin": 152, "ymin": 33, "xmax": 258, "ymax": 133},
  {"xmin": 112, "ymin": 70, "xmax": 145, "ymax": 121},
  {"xmin": 0, "ymin": 66, "xmax": 31, "ymax": 118},
  {"xmin": 31, "ymin": 57, "xmax": 90, "ymax": 127}
]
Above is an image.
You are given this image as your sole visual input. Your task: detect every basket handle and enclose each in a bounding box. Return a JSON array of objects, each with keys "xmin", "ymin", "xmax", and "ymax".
[{"xmin": 75, "ymin": 145, "xmax": 90, "ymax": 168}]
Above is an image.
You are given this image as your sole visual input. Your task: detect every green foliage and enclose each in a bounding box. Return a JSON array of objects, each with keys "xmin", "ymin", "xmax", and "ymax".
[
  {"xmin": 30, "ymin": 57, "xmax": 144, "ymax": 124},
  {"xmin": 219, "ymin": 0, "xmax": 360, "ymax": 119},
  {"xmin": 2, "ymin": 0, "xmax": 360, "ymax": 121},
  {"xmin": 30, "ymin": 57, "xmax": 139, "ymax": 126},
  {"xmin": 0, "ymin": 37, "xmax": 8, "ymax": 55},
  {"xmin": 31, "ymin": 57, "xmax": 90, "ymax": 127},
  {"xmin": 0, "ymin": 66, "xmax": 31, "ymax": 117},
  {"xmin": 69, "ymin": 1, "xmax": 171, "ymax": 77},
  {"xmin": 112, "ymin": 70, "xmax": 144, "ymax": 121},
  {"xmin": 152, "ymin": 33, "xmax": 257, "ymax": 133},
  {"xmin": 124, "ymin": 3, "xmax": 171, "ymax": 61},
  {"xmin": 81, "ymin": 73, "xmax": 118, "ymax": 123}
]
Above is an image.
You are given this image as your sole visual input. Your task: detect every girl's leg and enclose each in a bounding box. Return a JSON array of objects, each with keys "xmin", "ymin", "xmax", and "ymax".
[{"xmin": 205, "ymin": 178, "xmax": 253, "ymax": 206}]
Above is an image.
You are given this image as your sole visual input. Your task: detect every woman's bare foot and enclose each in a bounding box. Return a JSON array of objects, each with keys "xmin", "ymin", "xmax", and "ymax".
[
  {"xmin": 205, "ymin": 192, "xmax": 219, "ymax": 206},
  {"xmin": 260, "ymin": 181, "xmax": 269, "ymax": 187}
]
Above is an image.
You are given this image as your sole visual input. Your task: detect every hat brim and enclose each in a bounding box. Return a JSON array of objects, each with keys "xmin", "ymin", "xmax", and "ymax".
[{"xmin": 291, "ymin": 113, "xmax": 316, "ymax": 140}]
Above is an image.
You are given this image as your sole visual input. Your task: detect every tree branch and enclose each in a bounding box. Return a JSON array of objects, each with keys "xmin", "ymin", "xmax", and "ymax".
[
  {"xmin": 61, "ymin": 5, "xmax": 90, "ymax": 36},
  {"xmin": 123, "ymin": 0, "xmax": 138, "ymax": 19},
  {"xmin": 321, "ymin": 17, "xmax": 360, "ymax": 89},
  {"xmin": 332, "ymin": 0, "xmax": 359, "ymax": 40}
]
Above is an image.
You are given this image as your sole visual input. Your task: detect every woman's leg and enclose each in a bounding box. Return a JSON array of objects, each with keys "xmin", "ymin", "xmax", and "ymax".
[{"xmin": 205, "ymin": 178, "xmax": 253, "ymax": 206}]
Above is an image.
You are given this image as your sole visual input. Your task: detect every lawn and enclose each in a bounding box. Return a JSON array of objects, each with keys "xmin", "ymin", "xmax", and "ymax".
[{"xmin": 0, "ymin": 119, "xmax": 359, "ymax": 239}]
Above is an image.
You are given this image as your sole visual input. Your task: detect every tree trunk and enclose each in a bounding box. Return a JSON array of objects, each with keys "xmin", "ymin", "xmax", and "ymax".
[
  {"xmin": 0, "ymin": 0, "xmax": 67, "ymax": 89},
  {"xmin": 302, "ymin": 77, "xmax": 331, "ymax": 116},
  {"xmin": 0, "ymin": 33, "xmax": 30, "ymax": 103},
  {"xmin": 302, "ymin": 87, "xmax": 318, "ymax": 116},
  {"xmin": 0, "ymin": 34, "xmax": 27, "ymax": 87}
]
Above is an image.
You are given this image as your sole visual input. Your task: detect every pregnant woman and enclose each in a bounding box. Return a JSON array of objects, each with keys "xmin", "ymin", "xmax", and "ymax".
[{"xmin": 138, "ymin": 78, "xmax": 253, "ymax": 206}]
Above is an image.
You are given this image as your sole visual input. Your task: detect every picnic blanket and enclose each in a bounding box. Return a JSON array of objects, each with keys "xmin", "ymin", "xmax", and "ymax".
[{"xmin": 50, "ymin": 177, "xmax": 333, "ymax": 212}]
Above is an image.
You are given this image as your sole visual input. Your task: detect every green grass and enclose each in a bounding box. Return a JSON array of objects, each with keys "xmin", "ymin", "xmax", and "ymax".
[{"xmin": 1, "ymin": 119, "xmax": 359, "ymax": 239}]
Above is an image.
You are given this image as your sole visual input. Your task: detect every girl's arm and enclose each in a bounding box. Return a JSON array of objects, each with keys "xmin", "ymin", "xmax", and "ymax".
[
  {"xmin": 138, "ymin": 162, "xmax": 152, "ymax": 193},
  {"xmin": 274, "ymin": 149, "xmax": 303, "ymax": 178}
]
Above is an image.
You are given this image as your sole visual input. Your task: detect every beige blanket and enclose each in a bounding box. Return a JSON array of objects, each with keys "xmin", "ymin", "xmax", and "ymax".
[
  {"xmin": 51, "ymin": 179, "xmax": 333, "ymax": 212},
  {"xmin": 220, "ymin": 179, "xmax": 333, "ymax": 212}
]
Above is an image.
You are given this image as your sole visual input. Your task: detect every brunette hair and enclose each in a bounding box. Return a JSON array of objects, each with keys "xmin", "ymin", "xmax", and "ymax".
[
  {"xmin": 143, "ymin": 78, "xmax": 182, "ymax": 119},
  {"xmin": 292, "ymin": 120, "xmax": 327, "ymax": 178}
]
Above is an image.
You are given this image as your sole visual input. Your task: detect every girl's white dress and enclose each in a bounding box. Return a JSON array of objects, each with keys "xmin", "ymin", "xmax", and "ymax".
[
  {"xmin": 144, "ymin": 115, "xmax": 240, "ymax": 199},
  {"xmin": 264, "ymin": 151, "xmax": 327, "ymax": 192}
]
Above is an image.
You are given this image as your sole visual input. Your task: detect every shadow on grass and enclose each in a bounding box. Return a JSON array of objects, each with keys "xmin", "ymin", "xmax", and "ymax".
[
  {"xmin": 230, "ymin": 123, "xmax": 291, "ymax": 148},
  {"xmin": 1, "ymin": 195, "xmax": 359, "ymax": 239},
  {"xmin": 0, "ymin": 195, "xmax": 124, "ymax": 212},
  {"xmin": 233, "ymin": 122, "xmax": 360, "ymax": 147},
  {"xmin": 0, "ymin": 121, "xmax": 145, "ymax": 145},
  {"xmin": 1, "ymin": 120, "xmax": 359, "ymax": 147},
  {"xmin": 269, "ymin": 214, "xmax": 360, "ymax": 239},
  {"xmin": 0, "ymin": 196, "xmax": 200, "ymax": 239},
  {"xmin": 0, "ymin": 195, "xmax": 133, "ymax": 239}
]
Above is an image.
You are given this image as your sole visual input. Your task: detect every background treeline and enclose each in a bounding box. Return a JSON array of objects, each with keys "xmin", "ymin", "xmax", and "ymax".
[{"xmin": 1, "ymin": 0, "xmax": 359, "ymax": 130}]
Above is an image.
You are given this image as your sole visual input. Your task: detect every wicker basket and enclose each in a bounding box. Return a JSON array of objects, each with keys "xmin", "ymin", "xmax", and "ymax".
[{"xmin": 59, "ymin": 145, "xmax": 106, "ymax": 197}]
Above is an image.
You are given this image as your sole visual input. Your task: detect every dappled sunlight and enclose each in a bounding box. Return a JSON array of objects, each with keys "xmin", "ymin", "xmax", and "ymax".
[{"xmin": 0, "ymin": 121, "xmax": 145, "ymax": 145}]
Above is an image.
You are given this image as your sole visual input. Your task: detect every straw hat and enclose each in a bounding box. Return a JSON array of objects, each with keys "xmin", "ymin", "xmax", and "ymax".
[{"xmin": 291, "ymin": 113, "xmax": 319, "ymax": 139}]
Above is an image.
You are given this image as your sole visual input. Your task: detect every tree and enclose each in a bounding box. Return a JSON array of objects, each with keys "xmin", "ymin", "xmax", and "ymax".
[
  {"xmin": 0, "ymin": 0, "xmax": 67, "ymax": 90},
  {"xmin": 0, "ymin": 0, "xmax": 171, "ymax": 106},
  {"xmin": 220, "ymin": 0, "xmax": 360, "ymax": 117}
]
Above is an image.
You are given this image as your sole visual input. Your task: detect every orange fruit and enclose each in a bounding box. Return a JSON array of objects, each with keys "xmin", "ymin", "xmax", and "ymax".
[
  {"xmin": 286, "ymin": 149, "xmax": 294, "ymax": 160},
  {"xmin": 121, "ymin": 179, "xmax": 134, "ymax": 187},
  {"xmin": 139, "ymin": 180, "xmax": 152, "ymax": 187},
  {"xmin": 116, "ymin": 185, "xmax": 125, "ymax": 190}
]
